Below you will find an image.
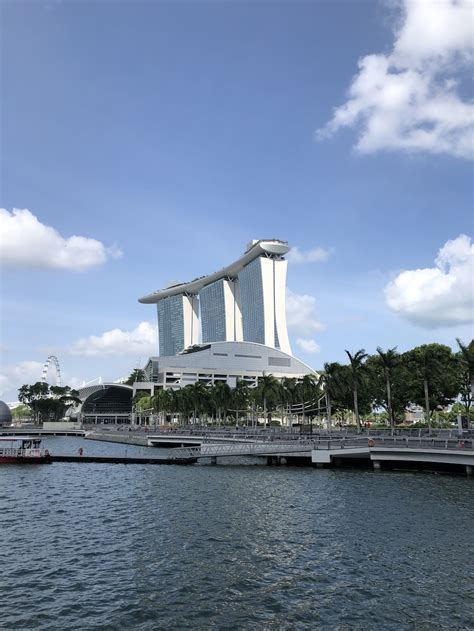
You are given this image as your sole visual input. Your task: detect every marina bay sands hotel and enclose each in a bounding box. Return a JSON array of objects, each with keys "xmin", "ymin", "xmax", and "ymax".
[{"xmin": 138, "ymin": 239, "xmax": 314, "ymax": 389}]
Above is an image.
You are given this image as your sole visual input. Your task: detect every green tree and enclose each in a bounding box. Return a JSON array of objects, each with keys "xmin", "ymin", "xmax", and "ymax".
[
  {"xmin": 125, "ymin": 369, "xmax": 146, "ymax": 385},
  {"xmin": 295, "ymin": 374, "xmax": 320, "ymax": 427},
  {"xmin": 404, "ymin": 344, "xmax": 462, "ymax": 433},
  {"xmin": 279, "ymin": 377, "xmax": 298, "ymax": 426},
  {"xmin": 18, "ymin": 382, "xmax": 81, "ymax": 422},
  {"xmin": 255, "ymin": 374, "xmax": 280, "ymax": 427},
  {"xmin": 456, "ymin": 338, "xmax": 474, "ymax": 416},
  {"xmin": 318, "ymin": 362, "xmax": 345, "ymax": 428},
  {"xmin": 345, "ymin": 349, "xmax": 369, "ymax": 430},
  {"xmin": 231, "ymin": 380, "xmax": 251, "ymax": 426},
  {"xmin": 209, "ymin": 382, "xmax": 231, "ymax": 426},
  {"xmin": 184, "ymin": 382, "xmax": 210, "ymax": 424},
  {"xmin": 366, "ymin": 353, "xmax": 411, "ymax": 426},
  {"xmin": 375, "ymin": 346, "xmax": 399, "ymax": 432}
]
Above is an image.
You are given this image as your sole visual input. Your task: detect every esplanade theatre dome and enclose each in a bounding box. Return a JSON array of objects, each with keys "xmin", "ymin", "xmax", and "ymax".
[{"xmin": 0, "ymin": 401, "xmax": 12, "ymax": 426}]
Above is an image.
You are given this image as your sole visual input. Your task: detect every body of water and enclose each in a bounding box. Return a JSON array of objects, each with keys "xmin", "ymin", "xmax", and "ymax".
[{"xmin": 1, "ymin": 438, "xmax": 473, "ymax": 629}]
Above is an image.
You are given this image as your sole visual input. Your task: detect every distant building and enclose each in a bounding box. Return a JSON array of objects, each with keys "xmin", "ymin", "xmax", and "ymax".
[{"xmin": 69, "ymin": 384, "xmax": 133, "ymax": 425}]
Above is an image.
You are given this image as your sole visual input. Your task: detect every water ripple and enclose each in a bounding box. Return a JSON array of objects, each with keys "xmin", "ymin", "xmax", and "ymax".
[{"xmin": 0, "ymin": 438, "xmax": 472, "ymax": 630}]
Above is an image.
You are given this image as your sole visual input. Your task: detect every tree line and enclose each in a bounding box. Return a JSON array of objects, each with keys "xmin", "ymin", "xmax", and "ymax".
[
  {"xmin": 17, "ymin": 383, "xmax": 81, "ymax": 422},
  {"xmin": 15, "ymin": 339, "xmax": 472, "ymax": 428},
  {"xmin": 133, "ymin": 340, "xmax": 473, "ymax": 430}
]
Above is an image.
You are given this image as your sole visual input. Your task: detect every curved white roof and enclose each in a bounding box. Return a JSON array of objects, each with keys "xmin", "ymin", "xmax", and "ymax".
[{"xmin": 138, "ymin": 239, "xmax": 290, "ymax": 304}]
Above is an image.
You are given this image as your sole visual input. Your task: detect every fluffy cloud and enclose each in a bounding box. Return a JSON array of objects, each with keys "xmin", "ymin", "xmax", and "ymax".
[
  {"xmin": 296, "ymin": 338, "xmax": 321, "ymax": 354},
  {"xmin": 0, "ymin": 208, "xmax": 123, "ymax": 271},
  {"xmin": 70, "ymin": 322, "xmax": 158, "ymax": 356},
  {"xmin": 385, "ymin": 234, "xmax": 474, "ymax": 328},
  {"xmin": 317, "ymin": 0, "xmax": 474, "ymax": 159},
  {"xmin": 287, "ymin": 246, "xmax": 332, "ymax": 264},
  {"xmin": 0, "ymin": 360, "xmax": 87, "ymax": 403},
  {"xmin": 286, "ymin": 289, "xmax": 324, "ymax": 355}
]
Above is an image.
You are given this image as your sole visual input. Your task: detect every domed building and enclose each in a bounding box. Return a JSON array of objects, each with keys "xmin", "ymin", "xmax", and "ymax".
[{"xmin": 0, "ymin": 401, "xmax": 12, "ymax": 426}]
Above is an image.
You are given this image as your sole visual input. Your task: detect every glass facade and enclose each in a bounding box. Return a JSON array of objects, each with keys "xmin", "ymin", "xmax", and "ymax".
[
  {"xmin": 157, "ymin": 295, "xmax": 184, "ymax": 356},
  {"xmin": 200, "ymin": 280, "xmax": 226, "ymax": 343},
  {"xmin": 238, "ymin": 258, "xmax": 265, "ymax": 344},
  {"xmin": 82, "ymin": 387, "xmax": 132, "ymax": 413}
]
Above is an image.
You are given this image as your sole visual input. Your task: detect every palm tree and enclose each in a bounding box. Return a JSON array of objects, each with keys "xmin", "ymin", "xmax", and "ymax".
[
  {"xmin": 376, "ymin": 346, "xmax": 399, "ymax": 433},
  {"xmin": 209, "ymin": 381, "xmax": 231, "ymax": 426},
  {"xmin": 410, "ymin": 346, "xmax": 444, "ymax": 434},
  {"xmin": 255, "ymin": 374, "xmax": 280, "ymax": 427},
  {"xmin": 135, "ymin": 394, "xmax": 153, "ymax": 426},
  {"xmin": 318, "ymin": 362, "xmax": 342, "ymax": 430},
  {"xmin": 456, "ymin": 338, "xmax": 474, "ymax": 415},
  {"xmin": 184, "ymin": 382, "xmax": 209, "ymax": 425},
  {"xmin": 295, "ymin": 374, "xmax": 319, "ymax": 427},
  {"xmin": 231, "ymin": 380, "xmax": 251, "ymax": 427},
  {"xmin": 345, "ymin": 349, "xmax": 369, "ymax": 430},
  {"xmin": 152, "ymin": 389, "xmax": 173, "ymax": 425},
  {"xmin": 280, "ymin": 377, "xmax": 298, "ymax": 427}
]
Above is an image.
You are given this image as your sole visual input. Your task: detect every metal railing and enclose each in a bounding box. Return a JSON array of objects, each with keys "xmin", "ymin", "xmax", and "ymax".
[
  {"xmin": 312, "ymin": 436, "xmax": 473, "ymax": 452},
  {"xmin": 166, "ymin": 435, "xmax": 473, "ymax": 460},
  {"xmin": 167, "ymin": 442, "xmax": 314, "ymax": 460}
]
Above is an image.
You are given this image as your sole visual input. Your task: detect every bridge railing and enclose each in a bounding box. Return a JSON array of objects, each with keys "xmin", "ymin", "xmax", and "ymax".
[
  {"xmin": 166, "ymin": 436, "xmax": 473, "ymax": 459},
  {"xmin": 311, "ymin": 436, "xmax": 473, "ymax": 451},
  {"xmin": 167, "ymin": 441, "xmax": 315, "ymax": 460}
]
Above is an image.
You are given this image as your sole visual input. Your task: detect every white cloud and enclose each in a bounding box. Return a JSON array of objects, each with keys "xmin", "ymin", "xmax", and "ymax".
[
  {"xmin": 0, "ymin": 208, "xmax": 123, "ymax": 271},
  {"xmin": 287, "ymin": 246, "xmax": 332, "ymax": 264},
  {"xmin": 296, "ymin": 338, "xmax": 321, "ymax": 354},
  {"xmin": 70, "ymin": 321, "xmax": 158, "ymax": 356},
  {"xmin": 0, "ymin": 360, "xmax": 54, "ymax": 402},
  {"xmin": 286, "ymin": 289, "xmax": 325, "ymax": 336},
  {"xmin": 317, "ymin": 0, "xmax": 474, "ymax": 159},
  {"xmin": 385, "ymin": 234, "xmax": 474, "ymax": 328}
]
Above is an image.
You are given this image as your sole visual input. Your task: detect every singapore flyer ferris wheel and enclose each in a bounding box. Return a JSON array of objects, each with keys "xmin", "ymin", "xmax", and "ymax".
[{"xmin": 41, "ymin": 355, "xmax": 62, "ymax": 387}]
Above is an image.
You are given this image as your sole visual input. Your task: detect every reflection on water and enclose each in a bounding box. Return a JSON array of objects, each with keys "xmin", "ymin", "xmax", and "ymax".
[{"xmin": 0, "ymin": 438, "xmax": 472, "ymax": 629}]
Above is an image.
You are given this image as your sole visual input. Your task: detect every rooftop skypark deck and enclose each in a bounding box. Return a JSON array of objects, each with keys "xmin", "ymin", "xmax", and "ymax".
[{"xmin": 138, "ymin": 239, "xmax": 289, "ymax": 304}]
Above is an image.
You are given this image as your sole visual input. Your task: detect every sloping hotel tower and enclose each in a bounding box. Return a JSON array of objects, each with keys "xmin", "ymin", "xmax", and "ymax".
[{"xmin": 139, "ymin": 239, "xmax": 291, "ymax": 357}]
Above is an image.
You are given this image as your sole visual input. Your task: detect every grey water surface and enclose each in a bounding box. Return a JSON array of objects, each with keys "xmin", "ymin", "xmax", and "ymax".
[{"xmin": 1, "ymin": 437, "xmax": 473, "ymax": 630}]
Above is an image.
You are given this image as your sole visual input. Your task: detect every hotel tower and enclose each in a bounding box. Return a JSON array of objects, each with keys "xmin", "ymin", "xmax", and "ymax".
[{"xmin": 139, "ymin": 239, "xmax": 292, "ymax": 356}]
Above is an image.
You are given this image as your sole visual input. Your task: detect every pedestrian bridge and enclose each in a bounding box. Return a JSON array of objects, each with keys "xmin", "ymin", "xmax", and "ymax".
[
  {"xmin": 163, "ymin": 435, "xmax": 474, "ymax": 475},
  {"xmin": 164, "ymin": 441, "xmax": 313, "ymax": 460},
  {"xmin": 311, "ymin": 436, "xmax": 474, "ymax": 475}
]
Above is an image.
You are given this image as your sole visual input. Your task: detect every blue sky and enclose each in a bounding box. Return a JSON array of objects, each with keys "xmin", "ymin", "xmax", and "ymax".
[{"xmin": 1, "ymin": 0, "xmax": 473, "ymax": 401}]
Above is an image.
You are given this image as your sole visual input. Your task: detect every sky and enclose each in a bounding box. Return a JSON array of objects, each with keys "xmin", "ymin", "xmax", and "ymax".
[{"xmin": 1, "ymin": 0, "xmax": 473, "ymax": 402}]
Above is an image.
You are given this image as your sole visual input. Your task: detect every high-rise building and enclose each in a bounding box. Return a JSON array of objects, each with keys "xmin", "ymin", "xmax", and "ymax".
[
  {"xmin": 199, "ymin": 278, "xmax": 243, "ymax": 344},
  {"xmin": 139, "ymin": 239, "xmax": 291, "ymax": 356},
  {"xmin": 156, "ymin": 294, "xmax": 199, "ymax": 357}
]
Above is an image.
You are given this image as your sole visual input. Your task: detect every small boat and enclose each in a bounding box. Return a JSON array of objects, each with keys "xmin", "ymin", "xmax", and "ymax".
[{"xmin": 0, "ymin": 437, "xmax": 52, "ymax": 464}]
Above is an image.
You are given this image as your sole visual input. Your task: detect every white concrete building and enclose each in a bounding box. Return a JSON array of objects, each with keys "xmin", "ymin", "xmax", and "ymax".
[{"xmin": 139, "ymin": 239, "xmax": 292, "ymax": 356}]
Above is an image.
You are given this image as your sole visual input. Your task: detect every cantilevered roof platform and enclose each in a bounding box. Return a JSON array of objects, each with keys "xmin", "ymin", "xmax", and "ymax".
[{"xmin": 138, "ymin": 239, "xmax": 289, "ymax": 304}]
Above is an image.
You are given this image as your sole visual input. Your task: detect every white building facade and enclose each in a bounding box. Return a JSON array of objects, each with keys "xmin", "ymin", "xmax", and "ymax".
[{"xmin": 139, "ymin": 239, "xmax": 292, "ymax": 356}]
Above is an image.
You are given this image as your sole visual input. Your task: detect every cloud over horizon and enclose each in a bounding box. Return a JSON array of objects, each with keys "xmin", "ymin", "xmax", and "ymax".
[
  {"xmin": 287, "ymin": 246, "xmax": 332, "ymax": 264},
  {"xmin": 296, "ymin": 338, "xmax": 321, "ymax": 354},
  {"xmin": 317, "ymin": 0, "xmax": 474, "ymax": 159},
  {"xmin": 0, "ymin": 208, "xmax": 123, "ymax": 271},
  {"xmin": 70, "ymin": 321, "xmax": 158, "ymax": 357},
  {"xmin": 286, "ymin": 288, "xmax": 324, "ymax": 355},
  {"xmin": 384, "ymin": 234, "xmax": 474, "ymax": 328}
]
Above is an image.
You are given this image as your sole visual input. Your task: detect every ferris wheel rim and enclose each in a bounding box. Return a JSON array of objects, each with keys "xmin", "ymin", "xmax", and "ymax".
[{"xmin": 41, "ymin": 355, "xmax": 62, "ymax": 387}]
